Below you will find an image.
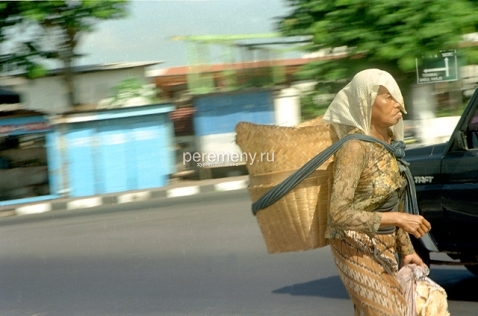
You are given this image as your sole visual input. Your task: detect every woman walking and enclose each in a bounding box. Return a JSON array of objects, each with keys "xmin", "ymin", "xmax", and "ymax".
[{"xmin": 323, "ymin": 69, "xmax": 431, "ymax": 315}]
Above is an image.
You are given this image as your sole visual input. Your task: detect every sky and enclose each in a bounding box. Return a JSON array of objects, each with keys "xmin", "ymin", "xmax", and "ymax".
[{"xmin": 75, "ymin": 0, "xmax": 294, "ymax": 70}]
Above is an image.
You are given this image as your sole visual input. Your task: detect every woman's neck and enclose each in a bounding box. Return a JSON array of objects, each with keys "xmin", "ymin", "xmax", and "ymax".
[{"xmin": 369, "ymin": 126, "xmax": 391, "ymax": 144}]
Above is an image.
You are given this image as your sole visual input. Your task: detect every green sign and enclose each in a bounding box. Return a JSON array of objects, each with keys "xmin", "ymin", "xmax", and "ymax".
[{"xmin": 416, "ymin": 50, "xmax": 458, "ymax": 84}]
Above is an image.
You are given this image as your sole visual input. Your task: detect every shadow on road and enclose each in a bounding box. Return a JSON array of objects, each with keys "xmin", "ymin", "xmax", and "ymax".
[
  {"xmin": 272, "ymin": 268, "xmax": 478, "ymax": 302},
  {"xmin": 430, "ymin": 268, "xmax": 478, "ymax": 302},
  {"xmin": 272, "ymin": 275, "xmax": 349, "ymax": 299}
]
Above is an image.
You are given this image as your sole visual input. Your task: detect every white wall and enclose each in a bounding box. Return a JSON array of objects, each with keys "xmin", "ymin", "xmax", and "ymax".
[
  {"xmin": 274, "ymin": 81, "xmax": 318, "ymax": 126},
  {"xmin": 19, "ymin": 67, "xmax": 149, "ymax": 114},
  {"xmin": 274, "ymin": 87, "xmax": 301, "ymax": 126}
]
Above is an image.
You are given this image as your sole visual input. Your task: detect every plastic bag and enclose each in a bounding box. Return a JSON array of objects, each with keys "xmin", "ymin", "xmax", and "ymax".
[{"xmin": 397, "ymin": 264, "xmax": 450, "ymax": 316}]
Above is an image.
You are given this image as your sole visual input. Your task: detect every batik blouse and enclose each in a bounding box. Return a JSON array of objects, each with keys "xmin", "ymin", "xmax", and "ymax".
[{"xmin": 325, "ymin": 131, "xmax": 415, "ymax": 256}]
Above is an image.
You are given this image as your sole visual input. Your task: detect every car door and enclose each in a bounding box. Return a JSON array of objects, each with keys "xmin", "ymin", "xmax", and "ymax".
[{"xmin": 440, "ymin": 99, "xmax": 478, "ymax": 252}]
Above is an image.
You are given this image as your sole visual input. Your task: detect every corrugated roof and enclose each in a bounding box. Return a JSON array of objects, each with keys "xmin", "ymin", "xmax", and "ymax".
[
  {"xmin": 147, "ymin": 56, "xmax": 346, "ymax": 78},
  {"xmin": 47, "ymin": 61, "xmax": 163, "ymax": 76}
]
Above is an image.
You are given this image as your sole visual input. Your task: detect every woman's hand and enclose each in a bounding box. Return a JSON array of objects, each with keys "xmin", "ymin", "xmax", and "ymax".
[
  {"xmin": 401, "ymin": 252, "xmax": 427, "ymax": 268},
  {"xmin": 397, "ymin": 213, "xmax": 432, "ymax": 239},
  {"xmin": 380, "ymin": 212, "xmax": 431, "ymax": 239}
]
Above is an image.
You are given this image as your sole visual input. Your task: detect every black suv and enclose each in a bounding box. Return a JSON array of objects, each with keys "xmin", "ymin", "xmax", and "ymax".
[{"xmin": 406, "ymin": 88, "xmax": 478, "ymax": 276}]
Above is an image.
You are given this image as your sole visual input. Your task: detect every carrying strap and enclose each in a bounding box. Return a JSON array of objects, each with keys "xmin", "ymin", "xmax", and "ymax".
[
  {"xmin": 251, "ymin": 133, "xmax": 439, "ymax": 252},
  {"xmin": 252, "ymin": 134, "xmax": 408, "ymax": 215}
]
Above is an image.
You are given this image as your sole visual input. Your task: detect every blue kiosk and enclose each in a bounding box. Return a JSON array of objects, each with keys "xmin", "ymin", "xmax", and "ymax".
[{"xmin": 48, "ymin": 103, "xmax": 175, "ymax": 198}]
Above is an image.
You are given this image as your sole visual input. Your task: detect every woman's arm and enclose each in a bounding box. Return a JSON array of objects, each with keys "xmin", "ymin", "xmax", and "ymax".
[
  {"xmin": 380, "ymin": 212, "xmax": 431, "ymax": 239},
  {"xmin": 382, "ymin": 211, "xmax": 431, "ymax": 267},
  {"xmin": 328, "ymin": 140, "xmax": 382, "ymax": 235},
  {"xmin": 330, "ymin": 139, "xmax": 431, "ymax": 239}
]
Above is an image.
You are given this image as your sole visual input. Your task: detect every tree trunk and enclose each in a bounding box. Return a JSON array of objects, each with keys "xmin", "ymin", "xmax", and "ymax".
[
  {"xmin": 61, "ymin": 28, "xmax": 79, "ymax": 109},
  {"xmin": 63, "ymin": 58, "xmax": 75, "ymax": 108}
]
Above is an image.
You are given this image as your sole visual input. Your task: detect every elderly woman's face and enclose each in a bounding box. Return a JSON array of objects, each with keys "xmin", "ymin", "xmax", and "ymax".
[{"xmin": 371, "ymin": 85, "xmax": 402, "ymax": 128}]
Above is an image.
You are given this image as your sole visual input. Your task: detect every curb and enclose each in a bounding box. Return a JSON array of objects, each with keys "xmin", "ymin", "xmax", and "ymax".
[{"xmin": 0, "ymin": 178, "xmax": 249, "ymax": 218}]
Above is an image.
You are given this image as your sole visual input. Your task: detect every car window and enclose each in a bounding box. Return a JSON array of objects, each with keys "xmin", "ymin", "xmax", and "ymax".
[{"xmin": 467, "ymin": 107, "xmax": 478, "ymax": 149}]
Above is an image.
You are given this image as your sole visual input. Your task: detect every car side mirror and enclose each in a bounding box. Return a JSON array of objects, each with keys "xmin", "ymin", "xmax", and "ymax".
[{"xmin": 452, "ymin": 130, "xmax": 466, "ymax": 150}]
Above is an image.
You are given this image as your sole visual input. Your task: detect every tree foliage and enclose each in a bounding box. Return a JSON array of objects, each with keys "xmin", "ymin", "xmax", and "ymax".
[
  {"xmin": 0, "ymin": 1, "xmax": 42, "ymax": 77},
  {"xmin": 98, "ymin": 77, "xmax": 161, "ymax": 109},
  {"xmin": 1, "ymin": 0, "xmax": 130, "ymax": 108},
  {"xmin": 278, "ymin": 0, "xmax": 478, "ymax": 109}
]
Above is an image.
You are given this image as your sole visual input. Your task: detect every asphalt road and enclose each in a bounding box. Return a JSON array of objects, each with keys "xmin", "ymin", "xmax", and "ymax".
[{"xmin": 1, "ymin": 190, "xmax": 477, "ymax": 316}]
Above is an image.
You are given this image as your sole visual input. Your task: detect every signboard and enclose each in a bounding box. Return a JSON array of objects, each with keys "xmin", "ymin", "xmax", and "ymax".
[
  {"xmin": 416, "ymin": 50, "xmax": 458, "ymax": 84},
  {"xmin": 0, "ymin": 122, "xmax": 51, "ymax": 136},
  {"xmin": 0, "ymin": 114, "xmax": 51, "ymax": 137}
]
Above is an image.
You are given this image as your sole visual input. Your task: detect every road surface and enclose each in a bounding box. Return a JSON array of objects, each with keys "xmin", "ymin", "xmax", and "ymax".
[{"xmin": 1, "ymin": 190, "xmax": 477, "ymax": 315}]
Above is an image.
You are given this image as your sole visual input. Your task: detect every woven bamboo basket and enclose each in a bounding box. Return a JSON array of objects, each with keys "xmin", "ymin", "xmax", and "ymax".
[{"xmin": 235, "ymin": 117, "xmax": 339, "ymax": 253}]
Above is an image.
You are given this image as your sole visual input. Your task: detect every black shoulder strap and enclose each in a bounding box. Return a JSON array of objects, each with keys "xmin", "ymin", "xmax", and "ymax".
[
  {"xmin": 250, "ymin": 133, "xmax": 440, "ymax": 252},
  {"xmin": 251, "ymin": 133, "xmax": 385, "ymax": 215}
]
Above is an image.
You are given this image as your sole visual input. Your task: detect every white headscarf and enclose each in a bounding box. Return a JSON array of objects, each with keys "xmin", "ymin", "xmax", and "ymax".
[{"xmin": 322, "ymin": 69, "xmax": 406, "ymax": 141}]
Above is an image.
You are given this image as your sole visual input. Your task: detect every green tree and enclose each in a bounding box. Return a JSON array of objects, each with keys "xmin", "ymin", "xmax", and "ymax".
[
  {"xmin": 99, "ymin": 77, "xmax": 161, "ymax": 108},
  {"xmin": 1, "ymin": 0, "xmax": 129, "ymax": 108},
  {"xmin": 0, "ymin": 1, "xmax": 43, "ymax": 77},
  {"xmin": 278, "ymin": 0, "xmax": 478, "ymax": 116}
]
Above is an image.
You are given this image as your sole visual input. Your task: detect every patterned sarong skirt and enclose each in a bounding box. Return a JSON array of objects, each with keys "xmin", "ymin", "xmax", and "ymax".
[{"xmin": 329, "ymin": 231, "xmax": 406, "ymax": 316}]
